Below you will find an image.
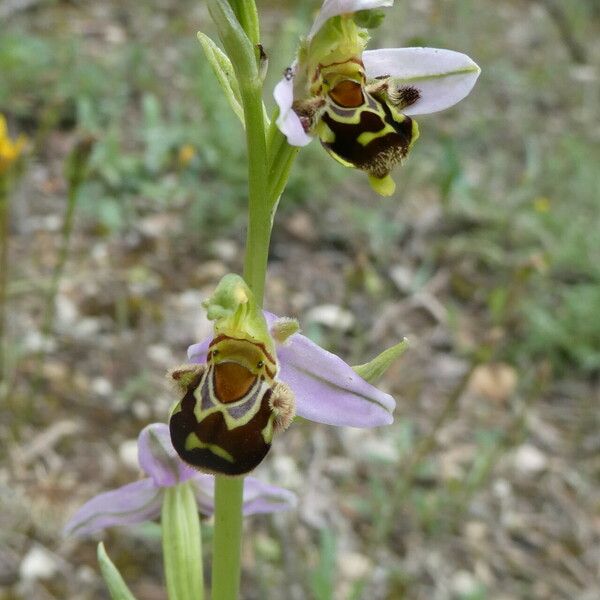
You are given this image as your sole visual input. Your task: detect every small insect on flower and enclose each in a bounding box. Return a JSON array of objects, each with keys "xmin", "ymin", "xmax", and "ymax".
[{"xmin": 168, "ymin": 275, "xmax": 295, "ymax": 476}]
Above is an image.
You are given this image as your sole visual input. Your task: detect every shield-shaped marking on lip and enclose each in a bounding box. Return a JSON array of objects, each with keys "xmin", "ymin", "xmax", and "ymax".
[
  {"xmin": 319, "ymin": 91, "xmax": 416, "ymax": 179},
  {"xmin": 169, "ymin": 337, "xmax": 281, "ymax": 476}
]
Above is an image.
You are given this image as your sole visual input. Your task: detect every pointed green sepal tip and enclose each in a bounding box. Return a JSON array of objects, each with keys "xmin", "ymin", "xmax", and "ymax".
[
  {"xmin": 352, "ymin": 338, "xmax": 409, "ymax": 383},
  {"xmin": 97, "ymin": 542, "xmax": 137, "ymax": 600},
  {"xmin": 203, "ymin": 274, "xmax": 275, "ymax": 354},
  {"xmin": 368, "ymin": 174, "xmax": 396, "ymax": 196}
]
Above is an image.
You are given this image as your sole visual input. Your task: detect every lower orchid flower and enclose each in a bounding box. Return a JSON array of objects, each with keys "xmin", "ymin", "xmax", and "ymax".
[
  {"xmin": 167, "ymin": 274, "xmax": 403, "ymax": 477},
  {"xmin": 64, "ymin": 422, "xmax": 296, "ymax": 537},
  {"xmin": 274, "ymin": 0, "xmax": 480, "ymax": 196}
]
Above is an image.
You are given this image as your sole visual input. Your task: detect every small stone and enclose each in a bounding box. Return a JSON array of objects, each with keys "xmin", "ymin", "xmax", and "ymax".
[
  {"xmin": 493, "ymin": 478, "xmax": 512, "ymax": 498},
  {"xmin": 55, "ymin": 294, "xmax": 78, "ymax": 327},
  {"xmin": 469, "ymin": 363, "xmax": 518, "ymax": 403},
  {"xmin": 19, "ymin": 546, "xmax": 59, "ymax": 581},
  {"xmin": 193, "ymin": 261, "xmax": 227, "ymax": 286},
  {"xmin": 210, "ymin": 239, "xmax": 238, "ymax": 262},
  {"xmin": 138, "ymin": 214, "xmax": 179, "ymax": 238},
  {"xmin": 73, "ymin": 317, "xmax": 102, "ymax": 338},
  {"xmin": 147, "ymin": 344, "xmax": 174, "ymax": 366},
  {"xmin": 361, "ymin": 437, "xmax": 399, "ymax": 463},
  {"xmin": 271, "ymin": 455, "xmax": 302, "ymax": 489},
  {"xmin": 389, "ymin": 265, "xmax": 414, "ymax": 293},
  {"xmin": 305, "ymin": 304, "xmax": 354, "ymax": 331},
  {"xmin": 91, "ymin": 377, "xmax": 113, "ymax": 397},
  {"xmin": 132, "ymin": 401, "xmax": 152, "ymax": 421},
  {"xmin": 513, "ymin": 444, "xmax": 547, "ymax": 475},
  {"xmin": 465, "ymin": 521, "xmax": 487, "ymax": 542},
  {"xmin": 119, "ymin": 439, "xmax": 139, "ymax": 471},
  {"xmin": 91, "ymin": 243, "xmax": 109, "ymax": 262},
  {"xmin": 22, "ymin": 331, "xmax": 55, "ymax": 353},
  {"xmin": 284, "ymin": 211, "xmax": 318, "ymax": 243},
  {"xmin": 451, "ymin": 570, "xmax": 480, "ymax": 597},
  {"xmin": 338, "ymin": 552, "xmax": 371, "ymax": 581}
]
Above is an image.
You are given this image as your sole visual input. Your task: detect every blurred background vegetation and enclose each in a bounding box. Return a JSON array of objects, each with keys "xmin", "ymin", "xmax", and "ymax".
[{"xmin": 0, "ymin": 0, "xmax": 598, "ymax": 599}]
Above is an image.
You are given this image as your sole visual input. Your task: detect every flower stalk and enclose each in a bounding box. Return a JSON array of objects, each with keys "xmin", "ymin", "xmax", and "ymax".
[
  {"xmin": 0, "ymin": 175, "xmax": 9, "ymax": 377},
  {"xmin": 0, "ymin": 115, "xmax": 26, "ymax": 378},
  {"xmin": 206, "ymin": 1, "xmax": 270, "ymax": 597},
  {"xmin": 211, "ymin": 477, "xmax": 245, "ymax": 600},
  {"xmin": 42, "ymin": 136, "xmax": 94, "ymax": 337}
]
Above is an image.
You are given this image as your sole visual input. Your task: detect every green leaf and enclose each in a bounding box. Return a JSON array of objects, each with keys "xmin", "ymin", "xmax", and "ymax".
[
  {"xmin": 197, "ymin": 32, "xmax": 244, "ymax": 126},
  {"xmin": 309, "ymin": 529, "xmax": 336, "ymax": 600},
  {"xmin": 97, "ymin": 542, "xmax": 137, "ymax": 600},
  {"xmin": 162, "ymin": 482, "xmax": 204, "ymax": 600},
  {"xmin": 353, "ymin": 339, "xmax": 409, "ymax": 383},
  {"xmin": 206, "ymin": 0, "xmax": 257, "ymax": 88}
]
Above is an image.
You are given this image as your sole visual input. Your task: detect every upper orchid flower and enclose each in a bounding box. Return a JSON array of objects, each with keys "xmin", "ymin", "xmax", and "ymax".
[
  {"xmin": 168, "ymin": 274, "xmax": 402, "ymax": 477},
  {"xmin": 274, "ymin": 0, "xmax": 480, "ymax": 196},
  {"xmin": 64, "ymin": 423, "xmax": 296, "ymax": 537}
]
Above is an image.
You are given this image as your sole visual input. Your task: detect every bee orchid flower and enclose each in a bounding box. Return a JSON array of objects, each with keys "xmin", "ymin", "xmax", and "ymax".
[
  {"xmin": 168, "ymin": 274, "xmax": 398, "ymax": 478},
  {"xmin": 274, "ymin": 0, "xmax": 480, "ymax": 196},
  {"xmin": 64, "ymin": 423, "xmax": 297, "ymax": 537}
]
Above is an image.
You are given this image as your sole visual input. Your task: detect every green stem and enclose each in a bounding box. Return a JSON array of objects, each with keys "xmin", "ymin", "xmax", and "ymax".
[
  {"xmin": 266, "ymin": 113, "xmax": 299, "ymax": 210},
  {"xmin": 42, "ymin": 172, "xmax": 81, "ymax": 336},
  {"xmin": 207, "ymin": 4, "xmax": 299, "ymax": 599},
  {"xmin": 241, "ymin": 89, "xmax": 270, "ymax": 304},
  {"xmin": 211, "ymin": 477, "xmax": 244, "ymax": 600},
  {"xmin": 0, "ymin": 176, "xmax": 8, "ymax": 377}
]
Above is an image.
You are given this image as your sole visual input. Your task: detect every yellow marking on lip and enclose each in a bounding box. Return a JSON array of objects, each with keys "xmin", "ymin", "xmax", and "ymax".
[
  {"xmin": 185, "ymin": 432, "xmax": 235, "ymax": 463},
  {"xmin": 261, "ymin": 415, "xmax": 274, "ymax": 444},
  {"xmin": 357, "ymin": 128, "xmax": 393, "ymax": 146}
]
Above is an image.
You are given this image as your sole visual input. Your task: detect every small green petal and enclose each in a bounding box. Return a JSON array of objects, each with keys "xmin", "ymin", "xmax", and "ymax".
[
  {"xmin": 97, "ymin": 543, "xmax": 137, "ymax": 600},
  {"xmin": 353, "ymin": 338, "xmax": 409, "ymax": 383}
]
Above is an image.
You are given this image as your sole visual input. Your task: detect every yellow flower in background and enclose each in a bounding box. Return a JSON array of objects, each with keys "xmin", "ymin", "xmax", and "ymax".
[
  {"xmin": 0, "ymin": 114, "xmax": 26, "ymax": 176},
  {"xmin": 178, "ymin": 143, "xmax": 197, "ymax": 167},
  {"xmin": 533, "ymin": 196, "xmax": 551, "ymax": 214}
]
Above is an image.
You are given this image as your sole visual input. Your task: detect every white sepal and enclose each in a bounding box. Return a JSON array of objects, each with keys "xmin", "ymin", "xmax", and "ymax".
[
  {"xmin": 274, "ymin": 76, "xmax": 312, "ymax": 147},
  {"xmin": 363, "ymin": 47, "xmax": 480, "ymax": 115}
]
